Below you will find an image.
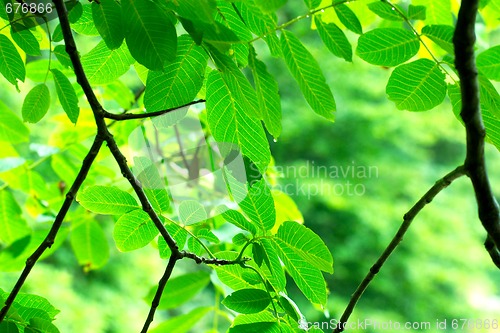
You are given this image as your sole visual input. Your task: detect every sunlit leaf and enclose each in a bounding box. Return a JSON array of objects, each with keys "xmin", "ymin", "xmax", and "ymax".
[
  {"xmin": 356, "ymin": 28, "xmax": 420, "ymax": 66},
  {"xmin": 335, "ymin": 3, "xmax": 363, "ymax": 34},
  {"xmin": 477, "ymin": 45, "xmax": 500, "ymax": 81},
  {"xmin": 411, "ymin": 0, "xmax": 452, "ymax": 25},
  {"xmin": 367, "ymin": 1, "xmax": 404, "ymax": 21},
  {"xmin": 222, "ymin": 289, "xmax": 271, "ymax": 314},
  {"xmin": 11, "ymin": 24, "xmax": 41, "ymax": 56},
  {"xmin": 0, "ymin": 35, "xmax": 25, "ymax": 88},
  {"xmin": 314, "ymin": 17, "xmax": 352, "ymax": 62},
  {"xmin": 0, "ymin": 190, "xmax": 30, "ymax": 244},
  {"xmin": 386, "ymin": 59, "xmax": 447, "ymax": 111},
  {"xmin": 122, "ymin": 0, "xmax": 177, "ymax": 70},
  {"xmin": 281, "ymin": 30, "xmax": 336, "ymax": 121},
  {"xmin": 51, "ymin": 69, "xmax": 79, "ymax": 124},
  {"xmin": 421, "ymin": 25, "xmax": 454, "ymax": 54},
  {"xmin": 92, "ymin": 0, "xmax": 124, "ymax": 49},
  {"xmin": 77, "ymin": 185, "xmax": 140, "ymax": 215},
  {"xmin": 222, "ymin": 209, "xmax": 258, "ymax": 235},
  {"xmin": 0, "ymin": 102, "xmax": 29, "ymax": 143},
  {"xmin": 113, "ymin": 209, "xmax": 158, "ymax": 252},
  {"xmin": 149, "ymin": 307, "xmax": 212, "ymax": 333},
  {"xmin": 179, "ymin": 200, "xmax": 207, "ymax": 225},
  {"xmin": 239, "ymin": 179, "xmax": 276, "ymax": 231},
  {"xmin": 22, "ymin": 84, "xmax": 50, "ymax": 123}
]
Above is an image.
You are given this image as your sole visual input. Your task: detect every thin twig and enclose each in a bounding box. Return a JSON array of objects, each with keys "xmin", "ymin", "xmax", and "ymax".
[
  {"xmin": 333, "ymin": 166, "xmax": 466, "ymax": 333},
  {"xmin": 102, "ymin": 100, "xmax": 206, "ymax": 120},
  {"xmin": 0, "ymin": 137, "xmax": 104, "ymax": 321}
]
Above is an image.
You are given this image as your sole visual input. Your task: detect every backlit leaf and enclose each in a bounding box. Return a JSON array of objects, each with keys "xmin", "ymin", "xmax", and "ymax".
[
  {"xmin": 386, "ymin": 58, "xmax": 447, "ymax": 111},
  {"xmin": 477, "ymin": 45, "xmax": 500, "ymax": 81},
  {"xmin": 248, "ymin": 47, "xmax": 282, "ymax": 139},
  {"xmin": 0, "ymin": 190, "xmax": 30, "ymax": 244},
  {"xmin": 22, "ymin": 84, "xmax": 50, "ymax": 123},
  {"xmin": 0, "ymin": 35, "xmax": 25, "ymax": 88},
  {"xmin": 122, "ymin": 0, "xmax": 177, "ymax": 70},
  {"xmin": 11, "ymin": 24, "xmax": 41, "ymax": 56},
  {"xmin": 239, "ymin": 179, "xmax": 276, "ymax": 231},
  {"xmin": 133, "ymin": 156, "xmax": 171, "ymax": 214},
  {"xmin": 222, "ymin": 209, "xmax": 258, "ymax": 235},
  {"xmin": 421, "ymin": 25, "xmax": 454, "ymax": 54},
  {"xmin": 81, "ymin": 40, "xmax": 134, "ymax": 85},
  {"xmin": 281, "ymin": 30, "xmax": 336, "ymax": 120},
  {"xmin": 222, "ymin": 289, "xmax": 271, "ymax": 314},
  {"xmin": 206, "ymin": 69, "xmax": 270, "ymax": 171},
  {"xmin": 367, "ymin": 1, "xmax": 404, "ymax": 21},
  {"xmin": 51, "ymin": 69, "xmax": 79, "ymax": 124},
  {"xmin": 276, "ymin": 221, "xmax": 333, "ymax": 273},
  {"xmin": 149, "ymin": 307, "xmax": 212, "ymax": 333},
  {"xmin": 113, "ymin": 209, "xmax": 158, "ymax": 252},
  {"xmin": 335, "ymin": 3, "xmax": 363, "ymax": 34},
  {"xmin": 411, "ymin": 0, "xmax": 452, "ymax": 25},
  {"xmin": 357, "ymin": 28, "xmax": 420, "ymax": 66},
  {"xmin": 144, "ymin": 35, "xmax": 207, "ymax": 112},
  {"xmin": 314, "ymin": 17, "xmax": 352, "ymax": 62},
  {"xmin": 77, "ymin": 185, "xmax": 140, "ymax": 215},
  {"xmin": 179, "ymin": 200, "xmax": 207, "ymax": 225},
  {"xmin": 92, "ymin": 0, "xmax": 124, "ymax": 49}
]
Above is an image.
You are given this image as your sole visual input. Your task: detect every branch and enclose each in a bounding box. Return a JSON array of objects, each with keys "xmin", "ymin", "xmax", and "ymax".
[
  {"xmin": 453, "ymin": 0, "xmax": 500, "ymax": 256},
  {"xmin": 0, "ymin": 137, "xmax": 103, "ymax": 321},
  {"xmin": 333, "ymin": 166, "xmax": 466, "ymax": 333},
  {"xmin": 141, "ymin": 254, "xmax": 179, "ymax": 333},
  {"xmin": 102, "ymin": 100, "xmax": 206, "ymax": 120},
  {"xmin": 180, "ymin": 251, "xmax": 250, "ymax": 265}
]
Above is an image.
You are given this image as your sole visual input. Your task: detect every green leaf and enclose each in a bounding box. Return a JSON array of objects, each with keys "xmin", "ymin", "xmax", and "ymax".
[
  {"xmin": 92, "ymin": 0, "xmax": 124, "ymax": 49},
  {"xmin": 304, "ymin": 0, "xmax": 321, "ymax": 9},
  {"xmin": 248, "ymin": 47, "xmax": 282, "ymax": 139},
  {"xmin": 222, "ymin": 289, "xmax": 271, "ymax": 314},
  {"xmin": 132, "ymin": 156, "xmax": 171, "ymax": 214},
  {"xmin": 71, "ymin": 4, "xmax": 100, "ymax": 35},
  {"xmin": 144, "ymin": 35, "xmax": 208, "ymax": 112},
  {"xmin": 168, "ymin": 0, "xmax": 216, "ymax": 23},
  {"xmin": 26, "ymin": 60, "xmax": 73, "ymax": 82},
  {"xmin": 0, "ymin": 35, "xmax": 25, "ymax": 88},
  {"xmin": 0, "ymin": 322, "xmax": 18, "ymax": 333},
  {"xmin": 178, "ymin": 200, "xmax": 207, "ymax": 225},
  {"xmin": 229, "ymin": 322, "xmax": 280, "ymax": 333},
  {"xmin": 14, "ymin": 292, "xmax": 60, "ymax": 320},
  {"xmin": 53, "ymin": 45, "xmax": 73, "ymax": 69},
  {"xmin": 27, "ymin": 318, "xmax": 60, "ymax": 333},
  {"xmin": 10, "ymin": 24, "xmax": 41, "ymax": 56},
  {"xmin": 122, "ymin": 0, "xmax": 177, "ymax": 70},
  {"xmin": 412, "ymin": 0, "xmax": 452, "ymax": 25},
  {"xmin": 314, "ymin": 17, "xmax": 352, "ymax": 62},
  {"xmin": 80, "ymin": 40, "xmax": 134, "ymax": 85},
  {"xmin": 76, "ymin": 185, "xmax": 140, "ymax": 215},
  {"xmin": 477, "ymin": 45, "xmax": 500, "ymax": 81},
  {"xmin": 255, "ymin": 0, "xmax": 287, "ymax": 12},
  {"xmin": 149, "ymin": 307, "xmax": 212, "ymax": 333},
  {"xmin": 70, "ymin": 220, "xmax": 109, "ymax": 270},
  {"xmin": 206, "ymin": 69, "xmax": 270, "ymax": 171},
  {"xmin": 276, "ymin": 221, "xmax": 333, "ymax": 273},
  {"xmin": 221, "ymin": 209, "xmax": 258, "ymax": 235},
  {"xmin": 22, "ymin": 84, "xmax": 50, "ymax": 123},
  {"xmin": 51, "ymin": 69, "xmax": 79, "ymax": 124},
  {"xmin": 0, "ymin": 190, "xmax": 30, "ymax": 244},
  {"xmin": 212, "ymin": 251, "xmax": 263, "ymax": 290},
  {"xmin": 335, "ymin": 3, "xmax": 363, "ymax": 34},
  {"xmin": 187, "ymin": 236, "xmax": 202, "ymax": 255},
  {"xmin": 197, "ymin": 228, "xmax": 220, "ymax": 243},
  {"xmin": 272, "ymin": 237, "xmax": 327, "ymax": 305},
  {"xmin": 113, "ymin": 209, "xmax": 158, "ymax": 252},
  {"xmin": 281, "ymin": 30, "xmax": 336, "ymax": 120},
  {"xmin": 158, "ymin": 222, "xmax": 188, "ymax": 258},
  {"xmin": 408, "ymin": 5, "xmax": 427, "ymax": 20},
  {"xmin": 421, "ymin": 25, "xmax": 455, "ymax": 54},
  {"xmin": 260, "ymin": 238, "xmax": 286, "ymax": 291},
  {"xmin": 357, "ymin": 28, "xmax": 420, "ymax": 66},
  {"xmin": 239, "ymin": 179, "xmax": 276, "ymax": 231},
  {"xmin": 146, "ymin": 271, "xmax": 210, "ymax": 310},
  {"xmin": 0, "ymin": 101, "xmax": 29, "ymax": 143},
  {"xmin": 367, "ymin": 1, "xmax": 404, "ymax": 21},
  {"xmin": 386, "ymin": 58, "xmax": 447, "ymax": 111}
]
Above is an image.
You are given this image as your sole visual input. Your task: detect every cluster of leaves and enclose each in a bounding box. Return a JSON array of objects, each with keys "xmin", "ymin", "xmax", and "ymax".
[{"xmin": 0, "ymin": 0, "xmax": 498, "ymax": 332}]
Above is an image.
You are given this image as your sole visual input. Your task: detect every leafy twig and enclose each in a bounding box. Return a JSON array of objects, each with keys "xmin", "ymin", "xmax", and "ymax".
[
  {"xmin": 0, "ymin": 137, "xmax": 104, "ymax": 321},
  {"xmin": 453, "ymin": 0, "xmax": 500, "ymax": 262},
  {"xmin": 333, "ymin": 166, "xmax": 466, "ymax": 333}
]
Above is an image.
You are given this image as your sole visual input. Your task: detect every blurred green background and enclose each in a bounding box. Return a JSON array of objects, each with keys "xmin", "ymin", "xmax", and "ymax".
[{"xmin": 1, "ymin": 3, "xmax": 500, "ymax": 332}]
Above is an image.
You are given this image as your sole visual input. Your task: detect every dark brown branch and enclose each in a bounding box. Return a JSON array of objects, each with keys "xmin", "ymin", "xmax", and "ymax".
[
  {"xmin": 0, "ymin": 137, "xmax": 103, "ymax": 321},
  {"xmin": 453, "ymin": 0, "xmax": 500, "ymax": 258},
  {"xmin": 102, "ymin": 100, "xmax": 206, "ymax": 120},
  {"xmin": 333, "ymin": 166, "xmax": 466, "ymax": 333},
  {"xmin": 484, "ymin": 236, "xmax": 500, "ymax": 269},
  {"xmin": 141, "ymin": 254, "xmax": 180, "ymax": 333},
  {"xmin": 180, "ymin": 251, "xmax": 249, "ymax": 265}
]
